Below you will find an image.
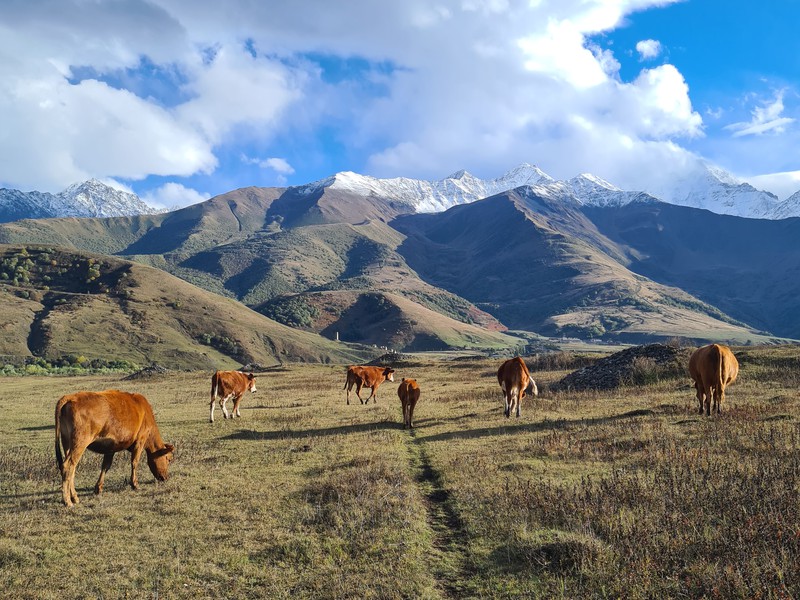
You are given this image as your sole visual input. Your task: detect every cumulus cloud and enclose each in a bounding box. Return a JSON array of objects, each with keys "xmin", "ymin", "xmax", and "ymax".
[
  {"xmin": 142, "ymin": 182, "xmax": 210, "ymax": 209},
  {"xmin": 1, "ymin": 0, "xmax": 716, "ymax": 197},
  {"xmin": 241, "ymin": 154, "xmax": 295, "ymax": 184},
  {"xmin": 636, "ymin": 39, "xmax": 662, "ymax": 60},
  {"xmin": 725, "ymin": 90, "xmax": 795, "ymax": 137}
]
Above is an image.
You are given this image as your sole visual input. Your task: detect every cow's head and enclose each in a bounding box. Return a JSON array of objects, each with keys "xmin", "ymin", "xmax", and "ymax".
[
  {"xmin": 247, "ymin": 373, "xmax": 257, "ymax": 393},
  {"xmin": 525, "ymin": 378, "xmax": 539, "ymax": 397},
  {"xmin": 384, "ymin": 368, "xmax": 395, "ymax": 382},
  {"xmin": 147, "ymin": 443, "xmax": 175, "ymax": 481}
]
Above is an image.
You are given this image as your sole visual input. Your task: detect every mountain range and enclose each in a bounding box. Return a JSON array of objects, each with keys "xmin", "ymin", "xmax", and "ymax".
[
  {"xmin": 1, "ymin": 161, "xmax": 797, "ymax": 223},
  {"xmin": 0, "ymin": 163, "xmax": 797, "ymax": 367}
]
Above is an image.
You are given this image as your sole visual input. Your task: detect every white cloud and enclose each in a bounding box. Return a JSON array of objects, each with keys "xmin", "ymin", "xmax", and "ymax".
[
  {"xmin": 142, "ymin": 183, "xmax": 210, "ymax": 209},
  {"xmin": 746, "ymin": 170, "xmax": 800, "ymax": 200},
  {"xmin": 636, "ymin": 39, "xmax": 662, "ymax": 60},
  {"xmin": 725, "ymin": 90, "xmax": 795, "ymax": 137},
  {"xmin": 0, "ymin": 0, "xmax": 718, "ymax": 197},
  {"xmin": 242, "ymin": 155, "xmax": 295, "ymax": 174}
]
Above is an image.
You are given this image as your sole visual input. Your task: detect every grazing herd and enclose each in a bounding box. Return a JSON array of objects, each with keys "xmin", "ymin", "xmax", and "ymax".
[{"xmin": 54, "ymin": 343, "xmax": 738, "ymax": 506}]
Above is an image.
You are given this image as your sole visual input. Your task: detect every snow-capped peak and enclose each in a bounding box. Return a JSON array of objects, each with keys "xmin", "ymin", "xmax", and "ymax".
[
  {"xmin": 297, "ymin": 163, "xmax": 555, "ymax": 213},
  {"xmin": 0, "ymin": 179, "xmax": 162, "ymax": 223}
]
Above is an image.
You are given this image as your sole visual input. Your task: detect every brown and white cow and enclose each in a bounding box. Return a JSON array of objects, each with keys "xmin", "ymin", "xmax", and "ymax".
[
  {"xmin": 210, "ymin": 370, "xmax": 257, "ymax": 422},
  {"xmin": 497, "ymin": 357, "xmax": 538, "ymax": 418},
  {"xmin": 689, "ymin": 343, "xmax": 739, "ymax": 416},
  {"xmin": 54, "ymin": 390, "xmax": 174, "ymax": 507},
  {"xmin": 397, "ymin": 378, "xmax": 421, "ymax": 429},
  {"xmin": 343, "ymin": 365, "xmax": 395, "ymax": 405}
]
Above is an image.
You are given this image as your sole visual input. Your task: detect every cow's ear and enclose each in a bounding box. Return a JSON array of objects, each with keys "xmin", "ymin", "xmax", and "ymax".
[
  {"xmin": 388, "ymin": 368, "xmax": 395, "ymax": 374},
  {"xmin": 247, "ymin": 373, "xmax": 255, "ymax": 380}
]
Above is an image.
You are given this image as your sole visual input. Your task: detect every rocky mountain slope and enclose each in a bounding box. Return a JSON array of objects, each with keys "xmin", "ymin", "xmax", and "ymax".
[{"xmin": 0, "ymin": 179, "xmax": 161, "ymax": 222}]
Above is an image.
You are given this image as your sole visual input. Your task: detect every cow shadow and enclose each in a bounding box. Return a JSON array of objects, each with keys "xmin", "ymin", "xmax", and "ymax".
[
  {"xmin": 222, "ymin": 420, "xmax": 405, "ymax": 441},
  {"xmin": 417, "ymin": 408, "xmax": 660, "ymax": 443},
  {"xmin": 222, "ymin": 408, "xmax": 666, "ymax": 443},
  {"xmin": 19, "ymin": 424, "xmax": 53, "ymax": 431}
]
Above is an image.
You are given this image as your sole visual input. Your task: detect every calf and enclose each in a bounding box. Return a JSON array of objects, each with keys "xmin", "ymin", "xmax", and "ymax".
[
  {"xmin": 688, "ymin": 343, "xmax": 739, "ymax": 416},
  {"xmin": 397, "ymin": 378, "xmax": 421, "ymax": 429},
  {"xmin": 497, "ymin": 357, "xmax": 538, "ymax": 418},
  {"xmin": 210, "ymin": 370, "xmax": 257, "ymax": 422},
  {"xmin": 55, "ymin": 390, "xmax": 174, "ymax": 507},
  {"xmin": 344, "ymin": 365, "xmax": 395, "ymax": 405}
]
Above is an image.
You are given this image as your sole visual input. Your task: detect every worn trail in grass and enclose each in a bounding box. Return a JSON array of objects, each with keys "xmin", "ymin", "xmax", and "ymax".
[{"xmin": 406, "ymin": 430, "xmax": 473, "ymax": 599}]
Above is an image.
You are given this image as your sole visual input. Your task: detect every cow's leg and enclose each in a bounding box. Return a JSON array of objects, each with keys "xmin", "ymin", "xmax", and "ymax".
[
  {"xmin": 346, "ymin": 382, "xmax": 351, "ymax": 405},
  {"xmin": 221, "ymin": 393, "xmax": 233, "ymax": 419},
  {"xmin": 704, "ymin": 385, "xmax": 712, "ymax": 417},
  {"xmin": 210, "ymin": 395, "xmax": 217, "ymax": 423},
  {"xmin": 408, "ymin": 400, "xmax": 416, "ymax": 429},
  {"xmin": 62, "ymin": 445, "xmax": 87, "ymax": 507},
  {"xmin": 402, "ymin": 400, "xmax": 409, "ymax": 428},
  {"xmin": 694, "ymin": 381, "xmax": 704, "ymax": 415},
  {"xmin": 356, "ymin": 382, "xmax": 365, "ymax": 405},
  {"xmin": 129, "ymin": 445, "xmax": 145, "ymax": 490},
  {"xmin": 94, "ymin": 452, "xmax": 114, "ymax": 495},
  {"xmin": 368, "ymin": 387, "xmax": 378, "ymax": 404},
  {"xmin": 503, "ymin": 391, "xmax": 510, "ymax": 418},
  {"xmin": 714, "ymin": 386, "xmax": 724, "ymax": 414},
  {"xmin": 516, "ymin": 390, "xmax": 522, "ymax": 418},
  {"xmin": 232, "ymin": 394, "xmax": 243, "ymax": 418}
]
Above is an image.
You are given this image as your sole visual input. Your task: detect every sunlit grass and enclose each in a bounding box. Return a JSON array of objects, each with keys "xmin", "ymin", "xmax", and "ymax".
[{"xmin": 2, "ymin": 345, "xmax": 800, "ymax": 597}]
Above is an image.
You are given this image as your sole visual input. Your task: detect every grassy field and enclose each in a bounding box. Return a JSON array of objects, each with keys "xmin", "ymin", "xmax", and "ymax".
[{"xmin": 2, "ymin": 347, "xmax": 800, "ymax": 598}]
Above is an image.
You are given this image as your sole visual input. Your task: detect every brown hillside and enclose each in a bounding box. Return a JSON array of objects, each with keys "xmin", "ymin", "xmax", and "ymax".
[{"xmin": 0, "ymin": 245, "xmax": 366, "ymax": 369}]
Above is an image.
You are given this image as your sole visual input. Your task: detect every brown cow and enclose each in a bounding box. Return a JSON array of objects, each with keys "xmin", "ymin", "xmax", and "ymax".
[
  {"xmin": 397, "ymin": 378, "xmax": 421, "ymax": 429},
  {"xmin": 497, "ymin": 357, "xmax": 538, "ymax": 418},
  {"xmin": 55, "ymin": 390, "xmax": 174, "ymax": 507},
  {"xmin": 689, "ymin": 343, "xmax": 739, "ymax": 416},
  {"xmin": 344, "ymin": 365, "xmax": 395, "ymax": 405},
  {"xmin": 210, "ymin": 370, "xmax": 257, "ymax": 422}
]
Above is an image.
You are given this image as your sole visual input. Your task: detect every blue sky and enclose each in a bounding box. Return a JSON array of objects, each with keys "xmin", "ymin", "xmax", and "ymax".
[{"xmin": 1, "ymin": 0, "xmax": 799, "ymax": 207}]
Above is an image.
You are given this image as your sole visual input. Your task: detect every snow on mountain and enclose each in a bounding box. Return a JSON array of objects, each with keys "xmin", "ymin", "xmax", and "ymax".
[
  {"xmin": 773, "ymin": 190, "xmax": 800, "ymax": 219},
  {"xmin": 0, "ymin": 179, "xmax": 161, "ymax": 222},
  {"xmin": 642, "ymin": 163, "xmax": 783, "ymax": 219},
  {"xmin": 297, "ymin": 162, "xmax": 553, "ymax": 212},
  {"xmin": 296, "ymin": 164, "xmax": 664, "ymax": 214},
  {"xmin": 299, "ymin": 161, "xmax": 800, "ymax": 220}
]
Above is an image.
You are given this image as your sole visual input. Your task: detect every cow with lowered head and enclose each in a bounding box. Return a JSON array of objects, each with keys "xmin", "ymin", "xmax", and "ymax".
[
  {"xmin": 497, "ymin": 357, "xmax": 538, "ymax": 418},
  {"xmin": 689, "ymin": 343, "xmax": 739, "ymax": 416},
  {"xmin": 55, "ymin": 390, "xmax": 174, "ymax": 507},
  {"xmin": 344, "ymin": 365, "xmax": 395, "ymax": 405}
]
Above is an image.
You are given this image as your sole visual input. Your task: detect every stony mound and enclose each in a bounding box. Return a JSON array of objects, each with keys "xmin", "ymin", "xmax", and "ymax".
[{"xmin": 551, "ymin": 344, "xmax": 693, "ymax": 391}]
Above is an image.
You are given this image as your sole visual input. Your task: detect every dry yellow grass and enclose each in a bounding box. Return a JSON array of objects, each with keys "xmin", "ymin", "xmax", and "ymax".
[{"xmin": 1, "ymin": 347, "xmax": 800, "ymax": 598}]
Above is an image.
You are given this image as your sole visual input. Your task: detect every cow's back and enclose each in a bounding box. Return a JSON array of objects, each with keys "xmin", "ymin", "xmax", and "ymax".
[
  {"xmin": 498, "ymin": 357, "xmax": 530, "ymax": 389},
  {"xmin": 360, "ymin": 366, "xmax": 386, "ymax": 386},
  {"xmin": 398, "ymin": 378, "xmax": 420, "ymax": 402}
]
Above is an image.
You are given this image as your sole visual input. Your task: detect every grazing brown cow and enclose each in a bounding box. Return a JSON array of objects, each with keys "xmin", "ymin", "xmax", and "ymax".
[
  {"xmin": 344, "ymin": 365, "xmax": 395, "ymax": 405},
  {"xmin": 210, "ymin": 370, "xmax": 257, "ymax": 422},
  {"xmin": 397, "ymin": 378, "xmax": 421, "ymax": 429},
  {"xmin": 55, "ymin": 390, "xmax": 174, "ymax": 507},
  {"xmin": 497, "ymin": 357, "xmax": 538, "ymax": 418},
  {"xmin": 689, "ymin": 343, "xmax": 739, "ymax": 416}
]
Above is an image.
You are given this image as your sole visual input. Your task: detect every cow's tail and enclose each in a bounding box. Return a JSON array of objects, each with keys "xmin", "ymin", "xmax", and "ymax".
[
  {"xmin": 211, "ymin": 371, "xmax": 219, "ymax": 402},
  {"xmin": 712, "ymin": 344, "xmax": 723, "ymax": 388},
  {"xmin": 54, "ymin": 396, "xmax": 66, "ymax": 474},
  {"xmin": 343, "ymin": 368, "xmax": 351, "ymax": 390}
]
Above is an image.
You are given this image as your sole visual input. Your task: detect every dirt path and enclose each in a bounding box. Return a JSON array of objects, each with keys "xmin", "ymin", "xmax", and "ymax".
[{"xmin": 407, "ymin": 431, "xmax": 474, "ymax": 598}]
